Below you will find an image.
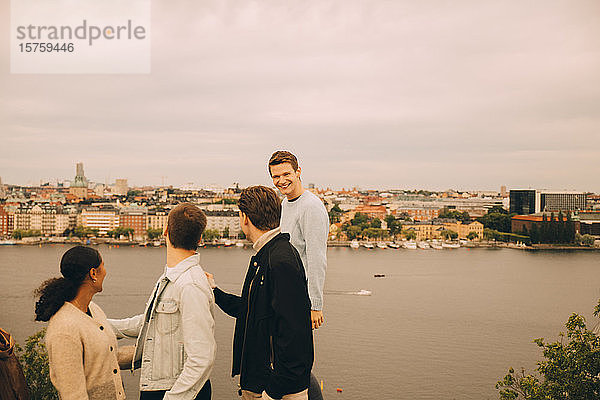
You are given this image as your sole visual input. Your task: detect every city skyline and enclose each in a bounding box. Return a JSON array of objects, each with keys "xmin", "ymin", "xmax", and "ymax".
[{"xmin": 2, "ymin": 1, "xmax": 600, "ymax": 191}]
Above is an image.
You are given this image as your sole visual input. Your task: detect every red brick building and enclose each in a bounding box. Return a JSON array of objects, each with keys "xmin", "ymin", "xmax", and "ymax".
[
  {"xmin": 119, "ymin": 207, "xmax": 148, "ymax": 240},
  {"xmin": 0, "ymin": 206, "xmax": 11, "ymax": 238}
]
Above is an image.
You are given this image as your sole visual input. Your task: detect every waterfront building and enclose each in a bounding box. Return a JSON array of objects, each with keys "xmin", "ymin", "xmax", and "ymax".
[
  {"xmin": 69, "ymin": 162, "xmax": 89, "ymax": 199},
  {"xmin": 119, "ymin": 206, "xmax": 148, "ymax": 240},
  {"xmin": 204, "ymin": 210, "xmax": 241, "ymax": 238},
  {"xmin": 147, "ymin": 210, "xmax": 169, "ymax": 232},
  {"xmin": 511, "ymin": 213, "xmax": 581, "ymax": 236},
  {"xmin": 510, "ymin": 189, "xmax": 587, "ymax": 215},
  {"xmin": 442, "ymin": 221, "xmax": 484, "ymax": 240},
  {"xmin": 81, "ymin": 207, "xmax": 119, "ymax": 236},
  {"xmin": 403, "ymin": 223, "xmax": 445, "ymax": 241},
  {"xmin": 578, "ymin": 212, "xmax": 600, "ymax": 236},
  {"xmin": 0, "ymin": 206, "xmax": 10, "ymax": 237},
  {"xmin": 352, "ymin": 204, "xmax": 387, "ymax": 220},
  {"xmin": 539, "ymin": 191, "xmax": 587, "ymax": 212},
  {"xmin": 510, "ymin": 190, "xmax": 537, "ymax": 214},
  {"xmin": 395, "ymin": 207, "xmax": 440, "ymax": 222}
]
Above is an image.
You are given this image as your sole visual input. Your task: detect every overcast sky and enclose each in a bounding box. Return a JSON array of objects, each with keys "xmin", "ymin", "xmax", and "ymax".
[{"xmin": 2, "ymin": 0, "xmax": 599, "ymax": 192}]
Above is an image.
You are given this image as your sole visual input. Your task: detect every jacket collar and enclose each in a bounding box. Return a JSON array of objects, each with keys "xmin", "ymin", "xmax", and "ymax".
[
  {"xmin": 165, "ymin": 253, "xmax": 199, "ymax": 282},
  {"xmin": 253, "ymin": 231, "xmax": 290, "ymax": 259},
  {"xmin": 252, "ymin": 227, "xmax": 281, "ymax": 253}
]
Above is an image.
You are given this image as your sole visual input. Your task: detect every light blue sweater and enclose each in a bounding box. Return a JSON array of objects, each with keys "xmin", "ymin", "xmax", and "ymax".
[{"xmin": 280, "ymin": 190, "xmax": 329, "ymax": 310}]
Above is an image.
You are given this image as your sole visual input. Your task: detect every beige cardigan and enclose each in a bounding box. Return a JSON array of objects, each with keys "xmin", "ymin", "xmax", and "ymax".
[{"xmin": 46, "ymin": 301, "xmax": 126, "ymax": 400}]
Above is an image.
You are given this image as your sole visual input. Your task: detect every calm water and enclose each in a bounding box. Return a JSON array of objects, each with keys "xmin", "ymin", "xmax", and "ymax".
[{"xmin": 1, "ymin": 245, "xmax": 600, "ymax": 399}]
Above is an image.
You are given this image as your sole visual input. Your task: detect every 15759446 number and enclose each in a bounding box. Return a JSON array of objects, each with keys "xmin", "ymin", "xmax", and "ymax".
[{"xmin": 18, "ymin": 43, "xmax": 74, "ymax": 52}]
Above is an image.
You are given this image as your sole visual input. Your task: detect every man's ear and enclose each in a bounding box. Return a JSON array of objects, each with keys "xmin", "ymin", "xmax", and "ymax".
[{"xmin": 296, "ymin": 166, "xmax": 302, "ymax": 178}]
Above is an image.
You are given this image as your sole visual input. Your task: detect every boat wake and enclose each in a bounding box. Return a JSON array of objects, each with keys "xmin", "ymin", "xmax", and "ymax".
[{"xmin": 325, "ymin": 289, "xmax": 372, "ymax": 296}]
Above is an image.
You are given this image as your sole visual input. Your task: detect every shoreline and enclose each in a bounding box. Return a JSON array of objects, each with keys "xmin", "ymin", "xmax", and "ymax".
[{"xmin": 2, "ymin": 238, "xmax": 598, "ymax": 251}]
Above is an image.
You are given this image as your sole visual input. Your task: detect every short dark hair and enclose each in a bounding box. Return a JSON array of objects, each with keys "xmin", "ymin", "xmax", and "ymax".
[
  {"xmin": 167, "ymin": 203, "xmax": 207, "ymax": 250},
  {"xmin": 239, "ymin": 186, "xmax": 281, "ymax": 231},
  {"xmin": 268, "ymin": 151, "xmax": 299, "ymax": 176}
]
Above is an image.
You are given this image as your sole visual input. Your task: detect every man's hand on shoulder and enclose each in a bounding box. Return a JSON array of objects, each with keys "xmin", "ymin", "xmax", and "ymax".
[
  {"xmin": 204, "ymin": 272, "xmax": 216, "ymax": 289},
  {"xmin": 311, "ymin": 310, "xmax": 324, "ymax": 329}
]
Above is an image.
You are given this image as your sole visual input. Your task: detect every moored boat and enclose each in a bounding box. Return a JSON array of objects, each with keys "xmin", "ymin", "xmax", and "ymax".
[
  {"xmin": 403, "ymin": 241, "xmax": 417, "ymax": 250},
  {"xmin": 442, "ymin": 242, "xmax": 460, "ymax": 249},
  {"xmin": 376, "ymin": 242, "xmax": 388, "ymax": 249},
  {"xmin": 417, "ymin": 241, "xmax": 430, "ymax": 250},
  {"xmin": 349, "ymin": 240, "xmax": 360, "ymax": 249},
  {"xmin": 363, "ymin": 242, "xmax": 374, "ymax": 249}
]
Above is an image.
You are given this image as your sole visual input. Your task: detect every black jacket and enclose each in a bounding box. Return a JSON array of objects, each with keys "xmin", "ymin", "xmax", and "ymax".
[{"xmin": 213, "ymin": 232, "xmax": 313, "ymax": 399}]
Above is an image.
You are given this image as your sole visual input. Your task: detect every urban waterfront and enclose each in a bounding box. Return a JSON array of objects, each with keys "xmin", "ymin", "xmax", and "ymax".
[{"xmin": 2, "ymin": 245, "xmax": 600, "ymax": 399}]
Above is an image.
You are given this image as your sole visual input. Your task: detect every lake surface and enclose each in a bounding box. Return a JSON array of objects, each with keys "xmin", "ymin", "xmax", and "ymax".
[{"xmin": 1, "ymin": 245, "xmax": 600, "ymax": 399}]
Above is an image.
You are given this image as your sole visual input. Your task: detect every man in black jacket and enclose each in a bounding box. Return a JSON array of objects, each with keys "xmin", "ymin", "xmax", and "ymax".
[{"xmin": 205, "ymin": 186, "xmax": 313, "ymax": 400}]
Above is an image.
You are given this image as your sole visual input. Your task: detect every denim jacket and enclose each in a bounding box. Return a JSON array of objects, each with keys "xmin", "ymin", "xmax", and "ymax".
[{"xmin": 108, "ymin": 254, "xmax": 216, "ymax": 400}]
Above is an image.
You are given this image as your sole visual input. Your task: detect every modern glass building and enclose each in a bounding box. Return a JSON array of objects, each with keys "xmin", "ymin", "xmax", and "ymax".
[
  {"xmin": 540, "ymin": 192, "xmax": 587, "ymax": 212},
  {"xmin": 509, "ymin": 190, "xmax": 537, "ymax": 214}
]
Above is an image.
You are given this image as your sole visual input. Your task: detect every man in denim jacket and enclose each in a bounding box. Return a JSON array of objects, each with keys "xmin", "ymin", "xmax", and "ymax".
[{"xmin": 109, "ymin": 203, "xmax": 216, "ymax": 400}]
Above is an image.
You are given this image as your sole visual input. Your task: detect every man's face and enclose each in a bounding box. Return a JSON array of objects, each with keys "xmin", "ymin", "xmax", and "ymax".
[{"xmin": 270, "ymin": 162, "xmax": 302, "ymax": 199}]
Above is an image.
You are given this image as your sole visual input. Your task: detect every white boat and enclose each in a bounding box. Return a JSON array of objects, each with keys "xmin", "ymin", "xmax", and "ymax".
[
  {"xmin": 153, "ymin": 240, "xmax": 161, "ymax": 247},
  {"xmin": 376, "ymin": 242, "xmax": 388, "ymax": 249},
  {"xmin": 442, "ymin": 242, "xmax": 460, "ymax": 249},
  {"xmin": 0, "ymin": 240, "xmax": 16, "ymax": 245},
  {"xmin": 403, "ymin": 241, "xmax": 417, "ymax": 250},
  {"xmin": 356, "ymin": 289, "xmax": 372, "ymax": 296},
  {"xmin": 235, "ymin": 242, "xmax": 244, "ymax": 248},
  {"xmin": 223, "ymin": 240, "xmax": 234, "ymax": 247},
  {"xmin": 362, "ymin": 242, "xmax": 374, "ymax": 249},
  {"xmin": 417, "ymin": 241, "xmax": 430, "ymax": 250},
  {"xmin": 430, "ymin": 241, "xmax": 443, "ymax": 250},
  {"xmin": 388, "ymin": 243, "xmax": 400, "ymax": 249},
  {"xmin": 349, "ymin": 240, "xmax": 360, "ymax": 249}
]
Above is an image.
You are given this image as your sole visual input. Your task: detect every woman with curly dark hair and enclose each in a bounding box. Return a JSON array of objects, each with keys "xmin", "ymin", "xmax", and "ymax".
[{"xmin": 35, "ymin": 246, "xmax": 126, "ymax": 400}]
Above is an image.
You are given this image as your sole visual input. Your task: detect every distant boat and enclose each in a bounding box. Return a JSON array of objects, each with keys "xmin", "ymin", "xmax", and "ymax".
[
  {"xmin": 0, "ymin": 240, "xmax": 16, "ymax": 245},
  {"xmin": 153, "ymin": 240, "xmax": 161, "ymax": 247},
  {"xmin": 376, "ymin": 242, "xmax": 388, "ymax": 249},
  {"xmin": 388, "ymin": 243, "xmax": 400, "ymax": 249},
  {"xmin": 349, "ymin": 240, "xmax": 360, "ymax": 249},
  {"xmin": 363, "ymin": 242, "xmax": 374, "ymax": 249},
  {"xmin": 224, "ymin": 240, "xmax": 234, "ymax": 247},
  {"xmin": 430, "ymin": 241, "xmax": 443, "ymax": 250},
  {"xmin": 356, "ymin": 289, "xmax": 372, "ymax": 296},
  {"xmin": 403, "ymin": 241, "xmax": 417, "ymax": 250},
  {"xmin": 417, "ymin": 241, "xmax": 430, "ymax": 250},
  {"xmin": 442, "ymin": 242, "xmax": 460, "ymax": 249},
  {"xmin": 235, "ymin": 242, "xmax": 244, "ymax": 248}
]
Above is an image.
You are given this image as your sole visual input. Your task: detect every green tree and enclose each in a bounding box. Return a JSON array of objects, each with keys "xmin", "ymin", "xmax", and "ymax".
[
  {"xmin": 488, "ymin": 205, "xmax": 509, "ymax": 214},
  {"xmin": 15, "ymin": 329, "xmax": 58, "ymax": 400},
  {"xmin": 467, "ymin": 231, "xmax": 479, "ymax": 241},
  {"xmin": 477, "ymin": 213, "xmax": 514, "ymax": 233},
  {"xmin": 385, "ymin": 215, "xmax": 403, "ymax": 238},
  {"xmin": 441, "ymin": 230, "xmax": 458, "ymax": 240},
  {"xmin": 343, "ymin": 225, "xmax": 362, "ymax": 241},
  {"xmin": 12, "ymin": 229, "xmax": 23, "ymax": 239},
  {"xmin": 146, "ymin": 228, "xmax": 163, "ymax": 239},
  {"xmin": 370, "ymin": 218, "xmax": 382, "ymax": 229},
  {"xmin": 351, "ymin": 212, "xmax": 369, "ymax": 226},
  {"xmin": 497, "ymin": 300, "xmax": 600, "ymax": 399},
  {"xmin": 203, "ymin": 229, "xmax": 220, "ymax": 241},
  {"xmin": 328, "ymin": 204, "xmax": 343, "ymax": 223},
  {"xmin": 223, "ymin": 227, "xmax": 230, "ymax": 238},
  {"xmin": 402, "ymin": 230, "xmax": 417, "ymax": 240}
]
